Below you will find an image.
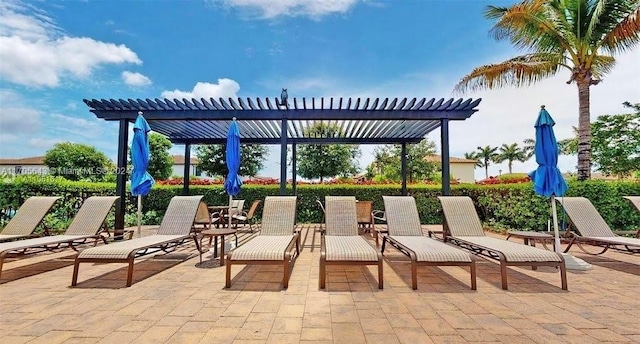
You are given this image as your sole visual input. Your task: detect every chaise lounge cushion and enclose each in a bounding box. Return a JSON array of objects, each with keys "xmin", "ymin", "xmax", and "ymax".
[
  {"xmin": 389, "ymin": 236, "xmax": 472, "ymax": 262},
  {"xmin": 229, "ymin": 235, "xmax": 296, "ymax": 261},
  {"xmin": 324, "ymin": 236, "xmax": 379, "ymax": 261},
  {"xmin": 454, "ymin": 236, "xmax": 562, "ymax": 262},
  {"xmin": 76, "ymin": 235, "xmax": 187, "ymax": 260}
]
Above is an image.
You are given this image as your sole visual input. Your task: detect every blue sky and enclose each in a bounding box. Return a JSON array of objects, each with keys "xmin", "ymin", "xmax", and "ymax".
[{"xmin": 1, "ymin": 0, "xmax": 638, "ymax": 180}]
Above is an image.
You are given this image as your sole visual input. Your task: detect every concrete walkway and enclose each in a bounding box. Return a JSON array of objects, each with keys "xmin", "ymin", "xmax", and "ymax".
[{"xmin": 1, "ymin": 224, "xmax": 639, "ymax": 343}]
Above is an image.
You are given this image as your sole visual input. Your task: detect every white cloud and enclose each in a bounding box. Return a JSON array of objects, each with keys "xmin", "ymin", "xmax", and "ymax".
[
  {"xmin": 49, "ymin": 113, "xmax": 104, "ymax": 138},
  {"xmin": 0, "ymin": 1, "xmax": 141, "ymax": 87},
  {"xmin": 0, "ymin": 89, "xmax": 41, "ymax": 134},
  {"xmin": 161, "ymin": 79, "xmax": 241, "ymax": 100},
  {"xmin": 213, "ymin": 0, "xmax": 362, "ymax": 19},
  {"xmin": 122, "ymin": 71, "xmax": 152, "ymax": 87},
  {"xmin": 28, "ymin": 137, "xmax": 68, "ymax": 149}
]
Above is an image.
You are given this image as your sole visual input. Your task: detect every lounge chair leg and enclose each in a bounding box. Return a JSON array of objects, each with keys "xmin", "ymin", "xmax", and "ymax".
[
  {"xmin": 470, "ymin": 261, "xmax": 477, "ymax": 290},
  {"xmin": 380, "ymin": 237, "xmax": 387, "ymax": 254},
  {"xmin": 411, "ymin": 259, "xmax": 417, "ymax": 290},
  {"xmin": 563, "ymin": 238, "xmax": 575, "ymax": 253},
  {"xmin": 378, "ymin": 258, "xmax": 384, "ymax": 289},
  {"xmin": 560, "ymin": 263, "xmax": 568, "ymax": 290},
  {"xmin": 71, "ymin": 258, "xmax": 80, "ymax": 286},
  {"xmin": 283, "ymin": 254, "xmax": 290, "ymax": 289},
  {"xmin": 225, "ymin": 256, "xmax": 232, "ymax": 288},
  {"xmin": 319, "ymin": 256, "xmax": 326, "ymax": 289},
  {"xmin": 0, "ymin": 254, "xmax": 6, "ymax": 280},
  {"xmin": 126, "ymin": 258, "xmax": 134, "ymax": 287},
  {"xmin": 500, "ymin": 262, "xmax": 508, "ymax": 290}
]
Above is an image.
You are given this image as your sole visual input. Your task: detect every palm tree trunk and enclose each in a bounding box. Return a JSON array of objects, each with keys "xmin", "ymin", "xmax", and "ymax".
[
  {"xmin": 485, "ymin": 165, "xmax": 489, "ymax": 179},
  {"xmin": 576, "ymin": 80, "xmax": 592, "ymax": 181},
  {"xmin": 508, "ymin": 161, "xmax": 513, "ymax": 174}
]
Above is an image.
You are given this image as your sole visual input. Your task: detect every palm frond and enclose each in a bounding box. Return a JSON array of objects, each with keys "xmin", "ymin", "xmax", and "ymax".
[
  {"xmin": 590, "ymin": 54, "xmax": 616, "ymax": 79},
  {"xmin": 454, "ymin": 53, "xmax": 562, "ymax": 94},
  {"xmin": 487, "ymin": 0, "xmax": 574, "ymax": 55},
  {"xmin": 600, "ymin": 4, "xmax": 640, "ymax": 53}
]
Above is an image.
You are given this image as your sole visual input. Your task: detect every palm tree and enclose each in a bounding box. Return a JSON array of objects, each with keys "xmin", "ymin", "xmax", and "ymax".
[
  {"xmin": 476, "ymin": 145, "xmax": 499, "ymax": 179},
  {"xmin": 464, "ymin": 152, "xmax": 482, "ymax": 167},
  {"xmin": 497, "ymin": 143, "xmax": 527, "ymax": 174},
  {"xmin": 522, "ymin": 138, "xmax": 535, "ymax": 159},
  {"xmin": 454, "ymin": 1, "xmax": 640, "ymax": 181}
]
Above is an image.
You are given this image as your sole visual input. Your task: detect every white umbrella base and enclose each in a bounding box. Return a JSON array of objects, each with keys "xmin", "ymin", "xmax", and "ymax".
[{"xmin": 560, "ymin": 253, "xmax": 592, "ymax": 271}]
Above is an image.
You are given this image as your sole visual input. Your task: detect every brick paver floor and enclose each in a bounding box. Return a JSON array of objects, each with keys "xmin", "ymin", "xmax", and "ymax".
[{"xmin": 1, "ymin": 224, "xmax": 639, "ymax": 343}]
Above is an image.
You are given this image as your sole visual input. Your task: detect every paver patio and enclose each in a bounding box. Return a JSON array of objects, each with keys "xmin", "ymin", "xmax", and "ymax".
[{"xmin": 1, "ymin": 224, "xmax": 639, "ymax": 343}]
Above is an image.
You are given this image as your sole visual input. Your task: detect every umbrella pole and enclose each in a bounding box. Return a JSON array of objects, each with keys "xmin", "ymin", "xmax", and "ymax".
[
  {"xmin": 551, "ymin": 195, "xmax": 561, "ymax": 253},
  {"xmin": 228, "ymin": 195, "xmax": 233, "ymax": 228},
  {"xmin": 137, "ymin": 195, "xmax": 142, "ymax": 238}
]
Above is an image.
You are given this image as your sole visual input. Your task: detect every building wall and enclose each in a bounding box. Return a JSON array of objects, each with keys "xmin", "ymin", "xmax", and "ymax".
[{"xmin": 450, "ymin": 163, "xmax": 475, "ymax": 183}]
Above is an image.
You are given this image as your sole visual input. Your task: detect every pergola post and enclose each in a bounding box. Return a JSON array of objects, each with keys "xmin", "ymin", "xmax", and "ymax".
[
  {"xmin": 279, "ymin": 118, "xmax": 288, "ymax": 195},
  {"xmin": 292, "ymin": 143, "xmax": 297, "ymax": 195},
  {"xmin": 114, "ymin": 119, "xmax": 129, "ymax": 239},
  {"xmin": 440, "ymin": 119, "xmax": 451, "ymax": 196},
  {"xmin": 401, "ymin": 143, "xmax": 408, "ymax": 196},
  {"xmin": 182, "ymin": 143, "xmax": 191, "ymax": 195}
]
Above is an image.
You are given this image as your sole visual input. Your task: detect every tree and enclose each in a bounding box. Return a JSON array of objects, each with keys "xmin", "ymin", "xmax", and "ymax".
[
  {"xmin": 464, "ymin": 152, "xmax": 482, "ymax": 167},
  {"xmin": 371, "ymin": 140, "xmax": 438, "ymax": 182},
  {"xmin": 196, "ymin": 144, "xmax": 268, "ymax": 177},
  {"xmin": 296, "ymin": 123, "xmax": 361, "ymax": 182},
  {"xmin": 454, "ymin": 1, "xmax": 640, "ymax": 181},
  {"xmin": 522, "ymin": 138, "xmax": 535, "ymax": 159},
  {"xmin": 555, "ymin": 102, "xmax": 640, "ymax": 177},
  {"xmin": 147, "ymin": 133, "xmax": 173, "ymax": 180},
  {"xmin": 44, "ymin": 142, "xmax": 113, "ymax": 181},
  {"xmin": 476, "ymin": 145, "xmax": 499, "ymax": 179},
  {"xmin": 496, "ymin": 143, "xmax": 528, "ymax": 174},
  {"xmin": 591, "ymin": 110, "xmax": 640, "ymax": 178}
]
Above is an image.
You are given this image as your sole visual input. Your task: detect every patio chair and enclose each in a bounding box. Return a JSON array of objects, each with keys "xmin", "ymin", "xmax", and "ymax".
[
  {"xmin": 320, "ymin": 196, "xmax": 383, "ymax": 289},
  {"xmin": 232, "ymin": 199, "xmax": 261, "ymax": 232},
  {"xmin": 0, "ymin": 196, "xmax": 61, "ymax": 243},
  {"xmin": 72, "ymin": 195, "xmax": 203, "ymax": 287},
  {"xmin": 438, "ymin": 196, "xmax": 567, "ymax": 290},
  {"xmin": 225, "ymin": 196, "xmax": 299, "ymax": 289},
  {"xmin": 555, "ymin": 197, "xmax": 640, "ymax": 254},
  {"xmin": 0, "ymin": 196, "xmax": 119, "ymax": 279},
  {"xmin": 192, "ymin": 201, "xmax": 212, "ymax": 233},
  {"xmin": 623, "ymin": 196, "xmax": 640, "ymax": 238},
  {"xmin": 382, "ymin": 196, "xmax": 476, "ymax": 290},
  {"xmin": 356, "ymin": 200, "xmax": 374, "ymax": 232}
]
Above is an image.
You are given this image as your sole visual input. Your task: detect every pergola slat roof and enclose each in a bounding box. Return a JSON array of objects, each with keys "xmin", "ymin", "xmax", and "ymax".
[
  {"xmin": 84, "ymin": 96, "xmax": 481, "ymax": 144},
  {"xmin": 85, "ymin": 95, "xmax": 482, "ymax": 236}
]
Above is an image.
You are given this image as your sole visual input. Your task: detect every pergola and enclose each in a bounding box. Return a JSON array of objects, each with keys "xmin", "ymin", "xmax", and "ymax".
[{"xmin": 85, "ymin": 95, "xmax": 481, "ymax": 234}]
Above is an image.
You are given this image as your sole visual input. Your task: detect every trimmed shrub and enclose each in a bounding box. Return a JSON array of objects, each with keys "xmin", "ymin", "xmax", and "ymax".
[{"xmin": 1, "ymin": 176, "xmax": 638, "ymax": 232}]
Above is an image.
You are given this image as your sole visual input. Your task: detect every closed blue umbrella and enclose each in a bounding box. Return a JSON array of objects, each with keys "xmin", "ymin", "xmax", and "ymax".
[
  {"xmin": 131, "ymin": 112, "xmax": 155, "ymax": 237},
  {"xmin": 529, "ymin": 105, "xmax": 567, "ymax": 252},
  {"xmin": 224, "ymin": 118, "xmax": 242, "ymax": 224}
]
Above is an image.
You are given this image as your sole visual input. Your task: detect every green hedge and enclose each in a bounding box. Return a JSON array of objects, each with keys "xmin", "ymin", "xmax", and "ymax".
[{"xmin": 1, "ymin": 176, "xmax": 639, "ymax": 232}]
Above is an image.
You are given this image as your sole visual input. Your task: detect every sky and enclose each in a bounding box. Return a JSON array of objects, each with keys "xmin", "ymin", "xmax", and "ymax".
[{"xmin": 0, "ymin": 0, "xmax": 638, "ymax": 180}]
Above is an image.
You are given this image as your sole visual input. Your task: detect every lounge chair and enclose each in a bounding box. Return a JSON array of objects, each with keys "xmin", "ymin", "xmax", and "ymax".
[
  {"xmin": 623, "ymin": 196, "xmax": 640, "ymax": 238},
  {"xmin": 225, "ymin": 196, "xmax": 299, "ymax": 288},
  {"xmin": 556, "ymin": 197, "xmax": 640, "ymax": 254},
  {"xmin": 72, "ymin": 195, "xmax": 203, "ymax": 287},
  {"xmin": 381, "ymin": 196, "xmax": 476, "ymax": 290},
  {"xmin": 192, "ymin": 201, "xmax": 213, "ymax": 233},
  {"xmin": 0, "ymin": 196, "xmax": 61, "ymax": 243},
  {"xmin": 320, "ymin": 196, "xmax": 383, "ymax": 289},
  {"xmin": 232, "ymin": 199, "xmax": 262, "ymax": 232},
  {"xmin": 438, "ymin": 196, "xmax": 567, "ymax": 290},
  {"xmin": 0, "ymin": 196, "xmax": 119, "ymax": 279}
]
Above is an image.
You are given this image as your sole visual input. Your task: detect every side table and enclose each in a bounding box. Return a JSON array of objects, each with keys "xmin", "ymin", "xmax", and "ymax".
[{"xmin": 199, "ymin": 228, "xmax": 238, "ymax": 265}]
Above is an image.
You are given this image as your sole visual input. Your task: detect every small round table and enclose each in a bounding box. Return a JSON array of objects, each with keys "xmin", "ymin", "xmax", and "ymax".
[{"xmin": 199, "ymin": 228, "xmax": 238, "ymax": 265}]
